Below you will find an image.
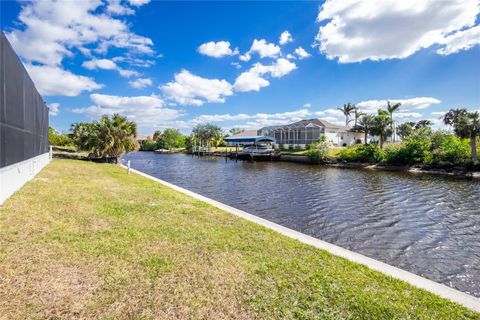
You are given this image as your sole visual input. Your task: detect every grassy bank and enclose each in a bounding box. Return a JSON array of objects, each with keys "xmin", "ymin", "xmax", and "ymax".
[{"xmin": 0, "ymin": 159, "xmax": 477, "ymax": 319}]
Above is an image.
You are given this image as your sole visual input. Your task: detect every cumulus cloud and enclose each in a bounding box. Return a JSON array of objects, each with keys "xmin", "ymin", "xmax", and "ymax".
[
  {"xmin": 240, "ymin": 39, "xmax": 281, "ymax": 61},
  {"xmin": 294, "ymin": 47, "xmax": 311, "ymax": 59},
  {"xmin": 25, "ymin": 64, "xmax": 103, "ymax": 96},
  {"xmin": 437, "ymin": 25, "xmax": 480, "ymax": 55},
  {"xmin": 197, "ymin": 41, "xmax": 238, "ymax": 58},
  {"xmin": 160, "ymin": 70, "xmax": 233, "ymax": 106},
  {"xmin": 129, "ymin": 78, "xmax": 153, "ymax": 89},
  {"xmin": 356, "ymin": 97, "xmax": 441, "ymax": 113},
  {"xmin": 72, "ymin": 93, "xmax": 182, "ymax": 134},
  {"xmin": 128, "ymin": 0, "xmax": 151, "ymax": 6},
  {"xmin": 279, "ymin": 31, "xmax": 293, "ymax": 45},
  {"xmin": 315, "ymin": 0, "xmax": 480, "ymax": 63},
  {"xmin": 106, "ymin": 0, "xmax": 134, "ymax": 15},
  {"xmin": 48, "ymin": 103, "xmax": 60, "ymax": 116},
  {"xmin": 82, "ymin": 58, "xmax": 139, "ymax": 77},
  {"xmin": 189, "ymin": 108, "xmax": 312, "ymax": 129},
  {"xmin": 233, "ymin": 58, "xmax": 297, "ymax": 92},
  {"xmin": 6, "ymin": 0, "xmax": 154, "ymax": 66},
  {"xmin": 4, "ymin": 0, "xmax": 152, "ymax": 96}
]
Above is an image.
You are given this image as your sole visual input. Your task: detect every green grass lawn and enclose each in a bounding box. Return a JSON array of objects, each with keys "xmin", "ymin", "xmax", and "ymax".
[
  {"xmin": 0, "ymin": 159, "xmax": 477, "ymax": 319},
  {"xmin": 282, "ymin": 147, "xmax": 344, "ymax": 157}
]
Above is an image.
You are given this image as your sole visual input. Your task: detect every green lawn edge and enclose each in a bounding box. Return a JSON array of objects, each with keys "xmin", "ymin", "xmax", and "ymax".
[{"xmin": 0, "ymin": 159, "xmax": 478, "ymax": 319}]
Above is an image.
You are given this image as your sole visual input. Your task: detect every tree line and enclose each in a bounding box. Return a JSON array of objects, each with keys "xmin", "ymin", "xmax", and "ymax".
[{"xmin": 336, "ymin": 103, "xmax": 479, "ymax": 165}]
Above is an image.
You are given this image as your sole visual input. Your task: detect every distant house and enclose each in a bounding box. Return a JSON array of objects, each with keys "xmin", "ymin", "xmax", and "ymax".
[
  {"xmin": 135, "ymin": 135, "xmax": 151, "ymax": 147},
  {"xmin": 258, "ymin": 119, "xmax": 364, "ymax": 149}
]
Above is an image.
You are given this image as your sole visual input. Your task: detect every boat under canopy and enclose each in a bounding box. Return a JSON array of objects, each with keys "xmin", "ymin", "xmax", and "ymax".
[{"xmin": 224, "ymin": 136, "xmax": 275, "ymax": 146}]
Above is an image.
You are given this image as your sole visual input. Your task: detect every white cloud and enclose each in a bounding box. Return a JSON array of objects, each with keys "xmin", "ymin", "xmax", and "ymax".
[
  {"xmin": 437, "ymin": 25, "xmax": 480, "ymax": 55},
  {"xmin": 240, "ymin": 39, "xmax": 281, "ymax": 61},
  {"xmin": 231, "ymin": 62, "xmax": 242, "ymax": 69},
  {"xmin": 233, "ymin": 69, "xmax": 270, "ymax": 92},
  {"xmin": 72, "ymin": 93, "xmax": 182, "ymax": 134},
  {"xmin": 48, "ymin": 103, "xmax": 60, "ymax": 116},
  {"xmin": 82, "ymin": 58, "xmax": 117, "ymax": 70},
  {"xmin": 25, "ymin": 64, "xmax": 103, "ymax": 96},
  {"xmin": 356, "ymin": 97, "xmax": 441, "ymax": 113},
  {"xmin": 5, "ymin": 0, "xmax": 154, "ymax": 66},
  {"xmin": 294, "ymin": 47, "xmax": 311, "ymax": 59},
  {"xmin": 197, "ymin": 41, "xmax": 238, "ymax": 58},
  {"xmin": 188, "ymin": 108, "xmax": 312, "ymax": 130},
  {"xmin": 233, "ymin": 58, "xmax": 297, "ymax": 92},
  {"xmin": 395, "ymin": 112, "xmax": 423, "ymax": 119},
  {"xmin": 129, "ymin": 78, "xmax": 153, "ymax": 89},
  {"xmin": 279, "ymin": 31, "xmax": 293, "ymax": 45},
  {"xmin": 315, "ymin": 0, "xmax": 480, "ymax": 63},
  {"xmin": 82, "ymin": 58, "xmax": 139, "ymax": 77},
  {"xmin": 160, "ymin": 70, "xmax": 233, "ymax": 106},
  {"xmin": 431, "ymin": 111, "xmax": 446, "ymax": 116},
  {"xmin": 191, "ymin": 113, "xmax": 251, "ymax": 124},
  {"xmin": 128, "ymin": 0, "xmax": 151, "ymax": 6},
  {"xmin": 107, "ymin": 0, "xmax": 134, "ymax": 15},
  {"xmin": 89, "ymin": 93, "xmax": 164, "ymax": 109}
]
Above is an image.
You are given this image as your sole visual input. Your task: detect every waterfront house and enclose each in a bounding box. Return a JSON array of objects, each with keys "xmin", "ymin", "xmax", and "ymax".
[{"xmin": 258, "ymin": 119, "xmax": 364, "ymax": 149}]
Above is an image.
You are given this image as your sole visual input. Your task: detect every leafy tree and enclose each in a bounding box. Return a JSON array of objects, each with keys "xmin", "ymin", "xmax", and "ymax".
[
  {"xmin": 159, "ymin": 128, "xmax": 186, "ymax": 149},
  {"xmin": 71, "ymin": 114, "xmax": 138, "ymax": 162},
  {"xmin": 192, "ymin": 123, "xmax": 223, "ymax": 144},
  {"xmin": 371, "ymin": 110, "xmax": 393, "ymax": 149},
  {"xmin": 153, "ymin": 130, "xmax": 162, "ymax": 141},
  {"xmin": 337, "ymin": 103, "xmax": 356, "ymax": 127},
  {"xmin": 443, "ymin": 109, "xmax": 480, "ymax": 162}
]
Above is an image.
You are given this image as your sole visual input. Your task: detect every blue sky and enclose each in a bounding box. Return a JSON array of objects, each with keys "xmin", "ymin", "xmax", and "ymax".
[{"xmin": 1, "ymin": 0, "xmax": 479, "ymax": 135}]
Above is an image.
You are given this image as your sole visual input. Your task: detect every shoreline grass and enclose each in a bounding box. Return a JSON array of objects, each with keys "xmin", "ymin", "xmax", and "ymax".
[{"xmin": 0, "ymin": 159, "xmax": 478, "ymax": 319}]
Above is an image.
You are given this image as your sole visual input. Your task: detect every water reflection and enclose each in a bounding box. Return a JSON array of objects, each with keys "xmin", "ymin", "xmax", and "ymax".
[{"xmin": 123, "ymin": 152, "xmax": 480, "ymax": 297}]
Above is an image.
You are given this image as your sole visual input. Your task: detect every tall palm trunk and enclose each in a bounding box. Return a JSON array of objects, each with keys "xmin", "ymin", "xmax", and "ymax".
[
  {"xmin": 379, "ymin": 135, "xmax": 384, "ymax": 149},
  {"xmin": 471, "ymin": 133, "xmax": 478, "ymax": 162},
  {"xmin": 364, "ymin": 130, "xmax": 368, "ymax": 145}
]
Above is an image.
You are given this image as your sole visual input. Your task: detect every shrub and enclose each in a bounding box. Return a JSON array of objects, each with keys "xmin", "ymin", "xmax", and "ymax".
[
  {"xmin": 140, "ymin": 140, "xmax": 158, "ymax": 151},
  {"xmin": 385, "ymin": 138, "xmax": 432, "ymax": 165},
  {"xmin": 338, "ymin": 144, "xmax": 385, "ymax": 163},
  {"xmin": 432, "ymin": 136, "xmax": 470, "ymax": 164},
  {"xmin": 305, "ymin": 135, "xmax": 329, "ymax": 161},
  {"xmin": 48, "ymin": 127, "xmax": 74, "ymax": 147}
]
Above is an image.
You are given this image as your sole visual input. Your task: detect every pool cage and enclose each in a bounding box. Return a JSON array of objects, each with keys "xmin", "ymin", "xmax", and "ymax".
[{"xmin": 258, "ymin": 119, "xmax": 343, "ymax": 148}]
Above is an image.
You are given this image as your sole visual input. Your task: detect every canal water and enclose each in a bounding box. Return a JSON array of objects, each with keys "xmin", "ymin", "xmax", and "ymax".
[{"xmin": 123, "ymin": 152, "xmax": 480, "ymax": 297}]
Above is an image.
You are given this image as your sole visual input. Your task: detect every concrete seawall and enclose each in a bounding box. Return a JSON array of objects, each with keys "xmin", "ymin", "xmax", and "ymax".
[{"xmin": 120, "ymin": 163, "xmax": 480, "ymax": 312}]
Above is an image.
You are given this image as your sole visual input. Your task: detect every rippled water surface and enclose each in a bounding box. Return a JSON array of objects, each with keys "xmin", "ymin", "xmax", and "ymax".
[{"xmin": 123, "ymin": 152, "xmax": 480, "ymax": 297}]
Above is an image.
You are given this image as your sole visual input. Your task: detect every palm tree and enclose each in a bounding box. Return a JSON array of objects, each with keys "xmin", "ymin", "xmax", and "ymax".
[
  {"xmin": 414, "ymin": 120, "xmax": 433, "ymax": 129},
  {"xmin": 371, "ymin": 110, "xmax": 393, "ymax": 149},
  {"xmin": 396, "ymin": 121, "xmax": 416, "ymax": 140},
  {"xmin": 337, "ymin": 103, "xmax": 356, "ymax": 127},
  {"xmin": 387, "ymin": 101, "xmax": 401, "ymax": 142},
  {"xmin": 353, "ymin": 108, "xmax": 364, "ymax": 127},
  {"xmin": 443, "ymin": 109, "xmax": 480, "ymax": 162},
  {"xmin": 71, "ymin": 114, "xmax": 138, "ymax": 162},
  {"xmin": 357, "ymin": 114, "xmax": 375, "ymax": 145}
]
